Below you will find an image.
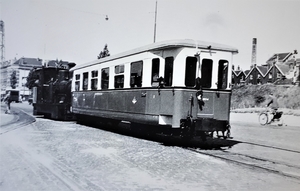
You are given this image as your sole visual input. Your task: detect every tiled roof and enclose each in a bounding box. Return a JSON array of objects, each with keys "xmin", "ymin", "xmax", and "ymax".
[
  {"xmin": 15, "ymin": 57, "xmax": 43, "ymax": 67},
  {"xmin": 244, "ymin": 70, "xmax": 250, "ymax": 76},
  {"xmin": 233, "ymin": 70, "xmax": 242, "ymax": 76},
  {"xmin": 276, "ymin": 64, "xmax": 290, "ymax": 75},
  {"xmin": 266, "ymin": 52, "xmax": 292, "ymax": 63},
  {"xmin": 257, "ymin": 66, "xmax": 268, "ymax": 75}
]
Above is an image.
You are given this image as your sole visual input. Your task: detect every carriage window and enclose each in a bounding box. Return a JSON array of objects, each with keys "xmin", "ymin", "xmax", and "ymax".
[
  {"xmin": 201, "ymin": 59, "xmax": 213, "ymax": 88},
  {"xmin": 91, "ymin": 70, "xmax": 98, "ymax": 90},
  {"xmin": 164, "ymin": 57, "xmax": 174, "ymax": 86},
  {"xmin": 101, "ymin": 68, "xmax": 109, "ymax": 89},
  {"xmin": 115, "ymin": 65, "xmax": 124, "ymax": 88},
  {"xmin": 82, "ymin": 72, "xmax": 88, "ymax": 90},
  {"xmin": 115, "ymin": 65, "xmax": 124, "ymax": 74},
  {"xmin": 130, "ymin": 61, "xmax": 143, "ymax": 88},
  {"xmin": 152, "ymin": 58, "xmax": 160, "ymax": 86},
  {"xmin": 217, "ymin": 60, "xmax": 228, "ymax": 89},
  {"xmin": 75, "ymin": 74, "xmax": 80, "ymax": 91},
  {"xmin": 185, "ymin": 57, "xmax": 197, "ymax": 87},
  {"xmin": 114, "ymin": 75, "xmax": 124, "ymax": 88}
]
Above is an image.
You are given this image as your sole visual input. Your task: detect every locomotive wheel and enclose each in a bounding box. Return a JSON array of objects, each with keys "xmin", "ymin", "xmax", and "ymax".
[{"xmin": 259, "ymin": 113, "xmax": 268, "ymax": 125}]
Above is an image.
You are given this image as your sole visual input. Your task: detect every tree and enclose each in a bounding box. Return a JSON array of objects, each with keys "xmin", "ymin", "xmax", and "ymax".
[
  {"xmin": 25, "ymin": 68, "xmax": 39, "ymax": 89},
  {"xmin": 97, "ymin": 44, "xmax": 110, "ymax": 59},
  {"xmin": 10, "ymin": 70, "xmax": 18, "ymax": 89}
]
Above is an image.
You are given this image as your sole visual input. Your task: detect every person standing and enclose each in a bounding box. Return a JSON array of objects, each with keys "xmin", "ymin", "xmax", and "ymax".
[{"xmin": 3, "ymin": 92, "xmax": 12, "ymax": 114}]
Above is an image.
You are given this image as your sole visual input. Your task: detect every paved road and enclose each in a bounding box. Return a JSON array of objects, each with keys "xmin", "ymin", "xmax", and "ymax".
[{"xmin": 1, "ymin": 103, "xmax": 300, "ymax": 191}]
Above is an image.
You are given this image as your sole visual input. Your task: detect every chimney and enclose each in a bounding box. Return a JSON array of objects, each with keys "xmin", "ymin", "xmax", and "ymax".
[{"xmin": 251, "ymin": 38, "xmax": 257, "ymax": 67}]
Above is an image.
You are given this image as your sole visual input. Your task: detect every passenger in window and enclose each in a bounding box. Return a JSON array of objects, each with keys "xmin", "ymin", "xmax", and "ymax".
[
  {"xmin": 135, "ymin": 76, "xmax": 142, "ymax": 87},
  {"xmin": 75, "ymin": 82, "xmax": 79, "ymax": 91},
  {"xmin": 153, "ymin": 73, "xmax": 159, "ymax": 81},
  {"xmin": 152, "ymin": 73, "xmax": 159, "ymax": 87},
  {"xmin": 158, "ymin": 77, "xmax": 165, "ymax": 88}
]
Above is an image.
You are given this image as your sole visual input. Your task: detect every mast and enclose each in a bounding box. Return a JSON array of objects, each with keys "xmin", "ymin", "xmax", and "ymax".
[{"xmin": 153, "ymin": 1, "xmax": 157, "ymax": 43}]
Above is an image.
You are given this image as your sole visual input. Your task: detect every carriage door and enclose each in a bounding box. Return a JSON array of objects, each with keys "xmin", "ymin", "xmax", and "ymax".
[{"xmin": 197, "ymin": 58, "xmax": 214, "ymax": 118}]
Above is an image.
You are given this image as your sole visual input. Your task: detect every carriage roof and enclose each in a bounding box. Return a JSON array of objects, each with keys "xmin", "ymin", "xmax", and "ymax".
[{"xmin": 72, "ymin": 39, "xmax": 238, "ymax": 70}]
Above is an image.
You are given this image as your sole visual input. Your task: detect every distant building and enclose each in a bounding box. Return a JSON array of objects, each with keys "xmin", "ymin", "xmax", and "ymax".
[
  {"xmin": 1, "ymin": 58, "xmax": 17, "ymax": 96},
  {"xmin": 0, "ymin": 57, "xmax": 74, "ymax": 99},
  {"xmin": 0, "ymin": 57, "xmax": 43, "ymax": 99},
  {"xmin": 232, "ymin": 66, "xmax": 246, "ymax": 85},
  {"xmin": 232, "ymin": 51, "xmax": 299, "ymax": 86}
]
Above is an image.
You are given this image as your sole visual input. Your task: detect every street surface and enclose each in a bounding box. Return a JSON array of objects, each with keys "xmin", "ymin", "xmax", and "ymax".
[{"xmin": 1, "ymin": 102, "xmax": 300, "ymax": 191}]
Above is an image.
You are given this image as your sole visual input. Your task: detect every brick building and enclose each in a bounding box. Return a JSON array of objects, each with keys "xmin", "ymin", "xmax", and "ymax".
[{"xmin": 232, "ymin": 51, "xmax": 299, "ymax": 86}]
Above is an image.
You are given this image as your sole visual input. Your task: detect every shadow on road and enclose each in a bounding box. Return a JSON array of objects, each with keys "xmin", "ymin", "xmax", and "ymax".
[{"xmin": 77, "ymin": 119, "xmax": 241, "ymax": 150}]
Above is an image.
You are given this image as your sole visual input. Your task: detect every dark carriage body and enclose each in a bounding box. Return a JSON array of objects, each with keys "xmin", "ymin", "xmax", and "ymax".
[
  {"xmin": 72, "ymin": 88, "xmax": 231, "ymax": 133},
  {"xmin": 32, "ymin": 64, "xmax": 75, "ymax": 120}
]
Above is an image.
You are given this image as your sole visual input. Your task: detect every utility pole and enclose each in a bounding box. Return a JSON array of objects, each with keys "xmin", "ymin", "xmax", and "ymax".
[
  {"xmin": 0, "ymin": 20, "xmax": 4, "ymax": 64},
  {"xmin": 153, "ymin": 1, "xmax": 157, "ymax": 43}
]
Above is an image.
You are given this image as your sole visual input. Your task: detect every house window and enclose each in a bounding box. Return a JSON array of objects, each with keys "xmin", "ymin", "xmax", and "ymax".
[
  {"xmin": 185, "ymin": 57, "xmax": 197, "ymax": 87},
  {"xmin": 130, "ymin": 61, "xmax": 143, "ymax": 88},
  {"xmin": 91, "ymin": 70, "xmax": 98, "ymax": 90},
  {"xmin": 101, "ymin": 68, "xmax": 109, "ymax": 89},
  {"xmin": 201, "ymin": 59, "xmax": 213, "ymax": 88},
  {"xmin": 152, "ymin": 58, "xmax": 160, "ymax": 86},
  {"xmin": 75, "ymin": 74, "xmax": 80, "ymax": 91},
  {"xmin": 115, "ymin": 65, "xmax": 124, "ymax": 88},
  {"xmin": 277, "ymin": 73, "xmax": 281, "ymax": 78},
  {"xmin": 82, "ymin": 72, "xmax": 88, "ymax": 90},
  {"xmin": 164, "ymin": 57, "xmax": 174, "ymax": 86}
]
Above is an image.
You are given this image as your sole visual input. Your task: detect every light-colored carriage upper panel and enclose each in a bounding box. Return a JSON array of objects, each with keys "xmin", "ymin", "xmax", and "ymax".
[{"xmin": 71, "ymin": 39, "xmax": 238, "ymax": 71}]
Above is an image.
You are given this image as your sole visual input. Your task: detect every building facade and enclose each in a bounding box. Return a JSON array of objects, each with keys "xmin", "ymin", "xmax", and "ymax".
[{"xmin": 1, "ymin": 57, "xmax": 43, "ymax": 99}]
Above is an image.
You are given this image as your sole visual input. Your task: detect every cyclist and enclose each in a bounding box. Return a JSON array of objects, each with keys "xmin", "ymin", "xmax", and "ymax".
[{"xmin": 266, "ymin": 93, "xmax": 279, "ymax": 121}]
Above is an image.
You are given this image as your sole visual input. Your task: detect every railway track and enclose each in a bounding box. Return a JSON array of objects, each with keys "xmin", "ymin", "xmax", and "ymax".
[
  {"xmin": 185, "ymin": 141, "xmax": 300, "ymax": 181},
  {"xmin": 239, "ymin": 140, "xmax": 300, "ymax": 154},
  {"xmin": 0, "ymin": 108, "xmax": 36, "ymax": 135}
]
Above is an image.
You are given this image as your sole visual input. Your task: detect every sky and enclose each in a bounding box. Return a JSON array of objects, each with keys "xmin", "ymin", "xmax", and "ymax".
[{"xmin": 0, "ymin": 0, "xmax": 299, "ymax": 70}]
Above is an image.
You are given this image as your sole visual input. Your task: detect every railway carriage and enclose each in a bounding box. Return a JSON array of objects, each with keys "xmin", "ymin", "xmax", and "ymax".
[{"xmin": 71, "ymin": 39, "xmax": 238, "ymax": 139}]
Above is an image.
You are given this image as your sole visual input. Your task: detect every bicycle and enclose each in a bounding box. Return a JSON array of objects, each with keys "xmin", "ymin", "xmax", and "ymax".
[{"xmin": 259, "ymin": 108, "xmax": 283, "ymax": 126}]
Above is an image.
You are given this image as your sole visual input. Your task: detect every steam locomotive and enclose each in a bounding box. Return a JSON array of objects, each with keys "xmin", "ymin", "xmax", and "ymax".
[{"xmin": 32, "ymin": 62, "xmax": 76, "ymax": 120}]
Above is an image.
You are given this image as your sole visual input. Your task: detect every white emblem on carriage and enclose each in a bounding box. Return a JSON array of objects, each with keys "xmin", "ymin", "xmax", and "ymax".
[
  {"xmin": 132, "ymin": 97, "xmax": 137, "ymax": 104},
  {"xmin": 203, "ymin": 98, "xmax": 209, "ymax": 101}
]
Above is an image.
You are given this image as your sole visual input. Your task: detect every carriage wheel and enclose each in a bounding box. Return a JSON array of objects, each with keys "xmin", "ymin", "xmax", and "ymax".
[{"xmin": 259, "ymin": 113, "xmax": 268, "ymax": 125}]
